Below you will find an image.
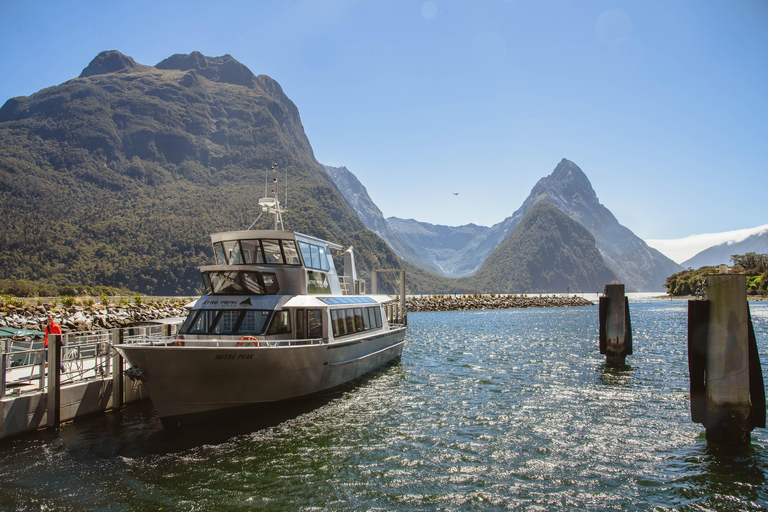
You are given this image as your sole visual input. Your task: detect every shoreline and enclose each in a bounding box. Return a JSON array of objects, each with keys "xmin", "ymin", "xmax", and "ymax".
[
  {"xmin": 406, "ymin": 295, "xmax": 594, "ymax": 312},
  {"xmin": 0, "ymin": 302, "xmax": 189, "ymax": 333}
]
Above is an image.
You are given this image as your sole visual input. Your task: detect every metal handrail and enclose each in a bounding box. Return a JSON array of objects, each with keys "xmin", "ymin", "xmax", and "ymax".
[{"xmin": 121, "ymin": 335, "xmax": 325, "ymax": 348}]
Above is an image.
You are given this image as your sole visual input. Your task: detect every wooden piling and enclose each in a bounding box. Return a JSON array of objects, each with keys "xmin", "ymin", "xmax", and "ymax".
[
  {"xmin": 46, "ymin": 334, "xmax": 62, "ymax": 429},
  {"xmin": 687, "ymin": 273, "xmax": 766, "ymax": 445},
  {"xmin": 599, "ymin": 283, "xmax": 632, "ymax": 365},
  {"xmin": 111, "ymin": 329, "xmax": 124, "ymax": 410}
]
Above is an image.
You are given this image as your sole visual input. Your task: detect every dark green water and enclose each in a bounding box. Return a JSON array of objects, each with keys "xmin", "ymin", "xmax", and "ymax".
[{"xmin": 0, "ymin": 298, "xmax": 766, "ymax": 511}]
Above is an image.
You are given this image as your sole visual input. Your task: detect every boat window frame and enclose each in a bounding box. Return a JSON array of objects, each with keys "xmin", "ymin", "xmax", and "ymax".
[
  {"xmin": 262, "ymin": 239, "xmax": 284, "ymax": 264},
  {"xmin": 241, "ymin": 239, "xmax": 265, "ymax": 264},
  {"xmin": 298, "ymin": 240, "xmax": 330, "ymax": 271},
  {"xmin": 266, "ymin": 310, "xmax": 291, "ymax": 335},
  {"xmin": 213, "ymin": 242, "xmax": 227, "ymax": 265},
  {"xmin": 330, "ymin": 306, "xmax": 383, "ymax": 338},
  {"xmin": 179, "ymin": 309, "xmax": 273, "ymax": 335},
  {"xmin": 201, "ymin": 270, "xmax": 279, "ymax": 295}
]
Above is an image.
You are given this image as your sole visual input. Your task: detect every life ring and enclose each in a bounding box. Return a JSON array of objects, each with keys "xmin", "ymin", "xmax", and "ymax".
[
  {"xmin": 174, "ymin": 340, "xmax": 185, "ymax": 347},
  {"xmin": 237, "ymin": 336, "xmax": 260, "ymax": 347}
]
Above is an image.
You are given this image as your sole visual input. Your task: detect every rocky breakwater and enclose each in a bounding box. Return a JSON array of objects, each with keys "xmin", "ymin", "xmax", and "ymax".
[
  {"xmin": 0, "ymin": 302, "xmax": 189, "ymax": 334},
  {"xmin": 406, "ymin": 295, "xmax": 594, "ymax": 312}
]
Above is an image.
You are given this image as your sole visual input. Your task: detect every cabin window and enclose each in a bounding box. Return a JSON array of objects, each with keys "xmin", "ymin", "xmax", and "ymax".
[
  {"xmin": 211, "ymin": 310, "xmax": 241, "ymax": 334},
  {"xmin": 186, "ymin": 310, "xmax": 219, "ymax": 334},
  {"xmin": 262, "ymin": 239, "xmax": 284, "ymax": 264},
  {"xmin": 330, "ymin": 306, "xmax": 382, "ymax": 338},
  {"xmin": 308, "ymin": 310, "xmax": 323, "ymax": 338},
  {"xmin": 282, "ymin": 240, "xmax": 301, "ymax": 265},
  {"xmin": 238, "ymin": 310, "xmax": 271, "ymax": 335},
  {"xmin": 202, "ymin": 271, "xmax": 279, "ymax": 295},
  {"xmin": 266, "ymin": 310, "xmax": 291, "ymax": 335},
  {"xmin": 296, "ymin": 309, "xmax": 324, "ymax": 339},
  {"xmin": 298, "ymin": 241, "xmax": 330, "ymax": 271},
  {"xmin": 209, "ymin": 270, "xmax": 243, "ymax": 294},
  {"xmin": 262, "ymin": 273, "xmax": 279, "ymax": 294},
  {"xmin": 223, "ymin": 240, "xmax": 243, "ymax": 264},
  {"xmin": 353, "ymin": 308, "xmax": 365, "ymax": 332},
  {"xmin": 180, "ymin": 309, "xmax": 272, "ymax": 335},
  {"xmin": 241, "ymin": 240, "xmax": 264, "ymax": 264},
  {"xmin": 214, "ymin": 243, "xmax": 227, "ymax": 265}
]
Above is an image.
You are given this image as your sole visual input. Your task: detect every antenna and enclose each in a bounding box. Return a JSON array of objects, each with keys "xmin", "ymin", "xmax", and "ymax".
[{"xmin": 248, "ymin": 164, "xmax": 286, "ymax": 231}]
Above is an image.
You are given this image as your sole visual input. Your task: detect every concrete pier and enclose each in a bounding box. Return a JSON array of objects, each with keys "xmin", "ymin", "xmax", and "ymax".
[
  {"xmin": 599, "ymin": 283, "xmax": 632, "ymax": 365},
  {"xmin": 0, "ymin": 324, "xmax": 175, "ymax": 439},
  {"xmin": 687, "ymin": 273, "xmax": 766, "ymax": 445}
]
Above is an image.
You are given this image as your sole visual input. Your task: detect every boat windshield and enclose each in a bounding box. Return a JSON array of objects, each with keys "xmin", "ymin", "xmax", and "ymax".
[
  {"xmin": 202, "ymin": 270, "xmax": 279, "ymax": 295},
  {"xmin": 212, "ymin": 239, "xmax": 301, "ymax": 266},
  {"xmin": 180, "ymin": 309, "xmax": 273, "ymax": 335}
]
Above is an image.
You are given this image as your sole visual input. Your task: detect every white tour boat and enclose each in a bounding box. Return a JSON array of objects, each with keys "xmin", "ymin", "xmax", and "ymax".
[{"xmin": 115, "ymin": 167, "xmax": 407, "ymax": 427}]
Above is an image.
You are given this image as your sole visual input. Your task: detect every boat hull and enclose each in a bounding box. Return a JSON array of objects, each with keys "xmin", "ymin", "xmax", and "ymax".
[{"xmin": 116, "ymin": 328, "xmax": 406, "ymax": 425}]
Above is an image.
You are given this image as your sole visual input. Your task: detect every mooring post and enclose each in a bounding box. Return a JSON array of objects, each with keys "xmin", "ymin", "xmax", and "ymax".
[
  {"xmin": 687, "ymin": 273, "xmax": 766, "ymax": 445},
  {"xmin": 46, "ymin": 334, "xmax": 62, "ymax": 429},
  {"xmin": 112, "ymin": 329, "xmax": 124, "ymax": 410},
  {"xmin": 599, "ymin": 283, "xmax": 632, "ymax": 365}
]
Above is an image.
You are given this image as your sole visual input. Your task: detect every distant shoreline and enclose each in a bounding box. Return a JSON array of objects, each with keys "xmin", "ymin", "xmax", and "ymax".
[
  {"xmin": 406, "ymin": 295, "xmax": 593, "ymax": 312},
  {"xmin": 655, "ymin": 295, "xmax": 768, "ymax": 301}
]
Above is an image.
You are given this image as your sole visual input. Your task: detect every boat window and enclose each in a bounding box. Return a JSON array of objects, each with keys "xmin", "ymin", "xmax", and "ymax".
[
  {"xmin": 240, "ymin": 272, "xmax": 264, "ymax": 294},
  {"xmin": 211, "ymin": 310, "xmax": 241, "ymax": 334},
  {"xmin": 262, "ymin": 239, "xmax": 284, "ymax": 264},
  {"xmin": 202, "ymin": 271, "xmax": 279, "ymax": 295},
  {"xmin": 353, "ymin": 308, "xmax": 365, "ymax": 332},
  {"xmin": 298, "ymin": 241, "xmax": 330, "ymax": 271},
  {"xmin": 262, "ymin": 273, "xmax": 279, "ymax": 294},
  {"xmin": 223, "ymin": 240, "xmax": 243, "ymax": 264},
  {"xmin": 214, "ymin": 243, "xmax": 227, "ymax": 265},
  {"xmin": 209, "ymin": 271, "xmax": 244, "ymax": 294},
  {"xmin": 266, "ymin": 310, "xmax": 291, "ymax": 335},
  {"xmin": 299, "ymin": 242, "xmax": 312, "ymax": 268},
  {"xmin": 308, "ymin": 310, "xmax": 323, "ymax": 338},
  {"xmin": 296, "ymin": 309, "xmax": 306, "ymax": 339},
  {"xmin": 318, "ymin": 245, "xmax": 329, "ymax": 271},
  {"xmin": 344, "ymin": 310, "xmax": 355, "ymax": 335},
  {"xmin": 186, "ymin": 310, "xmax": 219, "ymax": 334},
  {"xmin": 281, "ymin": 240, "xmax": 301, "ymax": 265},
  {"xmin": 329, "ymin": 306, "xmax": 382, "ymax": 338},
  {"xmin": 241, "ymin": 240, "xmax": 264, "ymax": 264},
  {"xmin": 237, "ymin": 310, "xmax": 271, "ymax": 335},
  {"xmin": 331, "ymin": 309, "xmax": 347, "ymax": 338}
]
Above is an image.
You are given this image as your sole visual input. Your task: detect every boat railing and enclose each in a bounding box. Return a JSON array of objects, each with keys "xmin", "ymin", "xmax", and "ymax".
[
  {"xmin": 339, "ymin": 275, "xmax": 353, "ymax": 295},
  {"xmin": 121, "ymin": 336, "xmax": 325, "ymax": 348},
  {"xmin": 2, "ymin": 330, "xmax": 115, "ymax": 397}
]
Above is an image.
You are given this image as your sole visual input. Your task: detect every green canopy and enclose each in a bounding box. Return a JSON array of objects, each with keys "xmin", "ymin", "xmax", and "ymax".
[{"xmin": 0, "ymin": 327, "xmax": 45, "ymax": 337}]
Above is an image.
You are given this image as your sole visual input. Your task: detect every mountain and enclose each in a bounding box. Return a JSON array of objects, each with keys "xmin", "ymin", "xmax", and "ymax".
[
  {"xmin": 321, "ymin": 165, "xmax": 434, "ymax": 273},
  {"xmin": 681, "ymin": 228, "xmax": 768, "ymax": 268},
  {"xmin": 0, "ymin": 50, "xmax": 413, "ymax": 294},
  {"xmin": 328, "ymin": 158, "xmax": 681, "ymax": 291},
  {"xmin": 463, "ymin": 202, "xmax": 617, "ymax": 293},
  {"xmin": 502, "ymin": 159, "xmax": 681, "ymax": 291},
  {"xmin": 647, "ymin": 224, "xmax": 768, "ymax": 266}
]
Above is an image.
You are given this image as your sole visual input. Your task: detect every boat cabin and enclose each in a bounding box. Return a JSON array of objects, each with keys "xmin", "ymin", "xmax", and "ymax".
[{"xmin": 199, "ymin": 230, "xmax": 355, "ymax": 297}]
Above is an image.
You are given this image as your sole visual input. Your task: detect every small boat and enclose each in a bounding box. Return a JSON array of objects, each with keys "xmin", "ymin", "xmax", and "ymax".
[{"xmin": 115, "ymin": 166, "xmax": 407, "ymax": 427}]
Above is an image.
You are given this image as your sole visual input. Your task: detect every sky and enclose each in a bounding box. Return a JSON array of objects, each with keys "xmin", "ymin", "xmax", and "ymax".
[{"xmin": 1, "ymin": 0, "xmax": 766, "ymax": 248}]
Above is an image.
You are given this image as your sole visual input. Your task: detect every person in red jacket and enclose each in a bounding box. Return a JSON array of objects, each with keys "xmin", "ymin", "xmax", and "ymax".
[
  {"xmin": 43, "ymin": 314, "xmax": 61, "ymax": 348},
  {"xmin": 43, "ymin": 314, "xmax": 65, "ymax": 372}
]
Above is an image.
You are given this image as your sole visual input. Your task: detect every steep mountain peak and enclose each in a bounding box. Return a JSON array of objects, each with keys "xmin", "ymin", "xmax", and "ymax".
[
  {"xmin": 156, "ymin": 51, "xmax": 257, "ymax": 88},
  {"xmin": 79, "ymin": 50, "xmax": 148, "ymax": 78},
  {"xmin": 535, "ymin": 158, "xmax": 599, "ymax": 207}
]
